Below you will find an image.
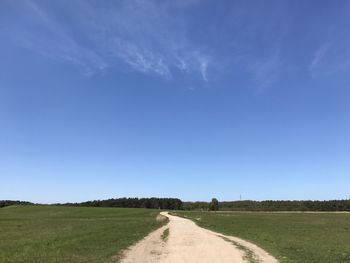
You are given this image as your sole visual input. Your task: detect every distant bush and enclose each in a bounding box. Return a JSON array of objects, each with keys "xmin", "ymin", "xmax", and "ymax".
[{"xmin": 209, "ymin": 198, "xmax": 219, "ymax": 211}]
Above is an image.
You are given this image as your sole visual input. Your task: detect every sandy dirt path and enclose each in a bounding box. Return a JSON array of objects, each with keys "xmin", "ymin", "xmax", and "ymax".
[{"xmin": 121, "ymin": 212, "xmax": 277, "ymax": 263}]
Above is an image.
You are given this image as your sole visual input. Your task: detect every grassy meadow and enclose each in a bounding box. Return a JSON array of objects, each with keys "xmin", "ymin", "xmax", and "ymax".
[
  {"xmin": 0, "ymin": 206, "xmax": 165, "ymax": 263},
  {"xmin": 173, "ymin": 211, "xmax": 350, "ymax": 263}
]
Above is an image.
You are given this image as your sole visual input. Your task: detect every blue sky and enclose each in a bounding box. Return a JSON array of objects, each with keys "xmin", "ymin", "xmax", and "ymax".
[{"xmin": 1, "ymin": 0, "xmax": 350, "ymax": 203}]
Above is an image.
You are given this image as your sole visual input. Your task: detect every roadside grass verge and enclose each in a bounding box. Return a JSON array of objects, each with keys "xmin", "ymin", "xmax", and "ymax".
[
  {"xmin": 219, "ymin": 236, "xmax": 261, "ymax": 263},
  {"xmin": 161, "ymin": 228, "xmax": 169, "ymax": 242},
  {"xmin": 0, "ymin": 206, "xmax": 165, "ymax": 263},
  {"xmin": 173, "ymin": 211, "xmax": 350, "ymax": 263}
]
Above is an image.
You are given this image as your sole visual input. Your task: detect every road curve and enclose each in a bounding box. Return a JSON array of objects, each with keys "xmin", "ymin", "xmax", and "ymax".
[{"xmin": 121, "ymin": 212, "xmax": 277, "ymax": 263}]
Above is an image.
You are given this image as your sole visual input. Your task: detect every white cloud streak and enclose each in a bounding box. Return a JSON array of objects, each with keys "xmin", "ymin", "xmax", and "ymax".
[
  {"xmin": 310, "ymin": 43, "xmax": 331, "ymax": 71},
  {"xmin": 20, "ymin": 0, "xmax": 107, "ymax": 75},
  {"xmin": 309, "ymin": 42, "xmax": 350, "ymax": 76},
  {"xmin": 9, "ymin": 0, "xmax": 209, "ymax": 80},
  {"xmin": 4, "ymin": 0, "xmax": 301, "ymax": 88},
  {"xmin": 250, "ymin": 50, "xmax": 281, "ymax": 88}
]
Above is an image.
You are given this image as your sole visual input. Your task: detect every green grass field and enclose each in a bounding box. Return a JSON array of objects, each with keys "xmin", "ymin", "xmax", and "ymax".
[
  {"xmin": 0, "ymin": 206, "xmax": 165, "ymax": 263},
  {"xmin": 173, "ymin": 211, "xmax": 350, "ymax": 263}
]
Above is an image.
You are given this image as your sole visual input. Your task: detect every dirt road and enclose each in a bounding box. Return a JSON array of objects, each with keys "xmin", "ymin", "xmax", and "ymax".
[{"xmin": 121, "ymin": 212, "xmax": 277, "ymax": 263}]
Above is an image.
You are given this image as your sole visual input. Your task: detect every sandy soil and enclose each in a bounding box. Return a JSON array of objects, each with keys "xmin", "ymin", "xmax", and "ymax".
[{"xmin": 121, "ymin": 212, "xmax": 277, "ymax": 263}]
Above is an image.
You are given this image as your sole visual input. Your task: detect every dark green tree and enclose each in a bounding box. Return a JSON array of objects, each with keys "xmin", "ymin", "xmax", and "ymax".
[{"xmin": 209, "ymin": 198, "xmax": 219, "ymax": 211}]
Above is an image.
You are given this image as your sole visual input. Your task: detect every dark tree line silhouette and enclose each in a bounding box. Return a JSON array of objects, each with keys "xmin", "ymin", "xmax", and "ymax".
[
  {"xmin": 0, "ymin": 200, "xmax": 33, "ymax": 208},
  {"xmin": 58, "ymin": 197, "xmax": 183, "ymax": 210},
  {"xmin": 183, "ymin": 199, "xmax": 350, "ymax": 211},
  {"xmin": 2, "ymin": 198, "xmax": 350, "ymax": 211}
]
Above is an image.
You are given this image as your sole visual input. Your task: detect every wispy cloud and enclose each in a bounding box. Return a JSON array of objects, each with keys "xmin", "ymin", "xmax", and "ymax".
[
  {"xmin": 309, "ymin": 42, "xmax": 350, "ymax": 76},
  {"xmin": 17, "ymin": 0, "xmax": 107, "ymax": 75},
  {"xmin": 310, "ymin": 43, "xmax": 331, "ymax": 71},
  {"xmin": 199, "ymin": 59, "xmax": 209, "ymax": 82},
  {"xmin": 111, "ymin": 38, "xmax": 171, "ymax": 78},
  {"xmin": 3, "ymin": 0, "xmax": 305, "ymax": 88},
  {"xmin": 8, "ymin": 0, "xmax": 210, "ymax": 80},
  {"xmin": 250, "ymin": 50, "xmax": 281, "ymax": 89}
]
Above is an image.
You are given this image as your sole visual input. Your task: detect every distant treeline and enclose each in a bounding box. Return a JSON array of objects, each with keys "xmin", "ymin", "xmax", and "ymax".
[
  {"xmin": 0, "ymin": 200, "xmax": 33, "ymax": 208},
  {"xmin": 3, "ymin": 198, "xmax": 350, "ymax": 211},
  {"xmin": 59, "ymin": 197, "xmax": 183, "ymax": 210},
  {"xmin": 183, "ymin": 200, "xmax": 350, "ymax": 211}
]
